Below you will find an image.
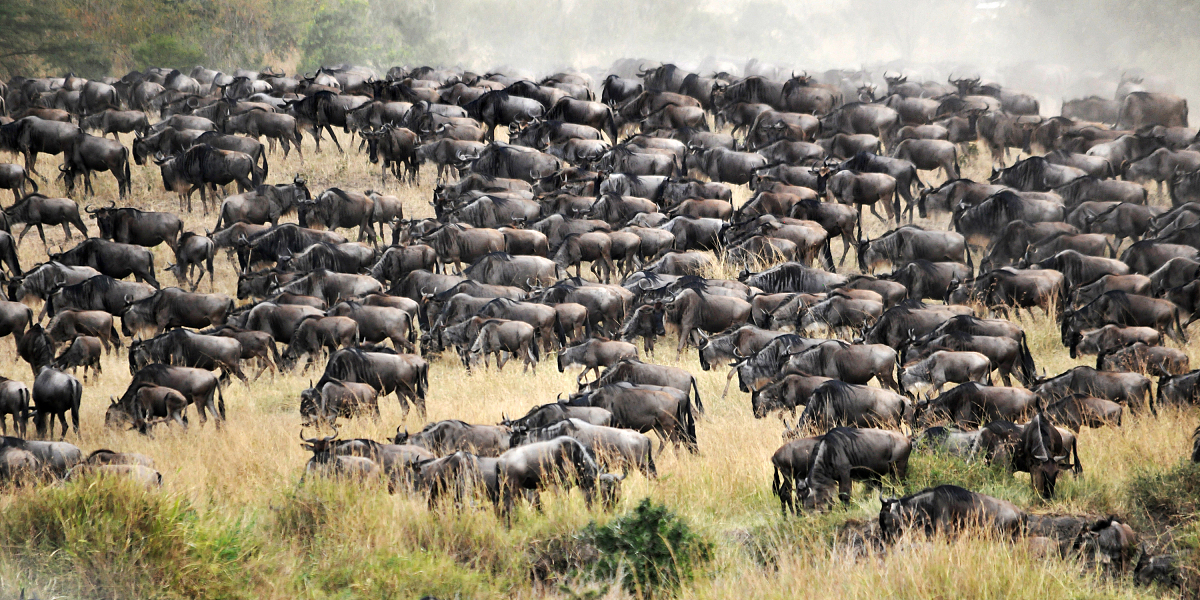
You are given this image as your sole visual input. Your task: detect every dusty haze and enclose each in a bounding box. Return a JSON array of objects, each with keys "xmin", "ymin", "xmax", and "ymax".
[{"xmin": 380, "ymin": 0, "xmax": 1199, "ymax": 109}]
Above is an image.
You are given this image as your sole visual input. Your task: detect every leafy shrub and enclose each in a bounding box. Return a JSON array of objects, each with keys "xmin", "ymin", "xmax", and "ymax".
[{"xmin": 582, "ymin": 498, "xmax": 712, "ymax": 597}]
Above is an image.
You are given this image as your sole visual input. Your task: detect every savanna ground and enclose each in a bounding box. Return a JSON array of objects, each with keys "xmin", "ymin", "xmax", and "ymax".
[{"xmin": 0, "ymin": 125, "xmax": 1198, "ymax": 600}]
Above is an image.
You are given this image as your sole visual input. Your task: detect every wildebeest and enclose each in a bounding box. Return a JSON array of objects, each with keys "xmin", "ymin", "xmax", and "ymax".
[
  {"xmin": 899, "ymin": 351, "xmax": 992, "ymax": 398},
  {"xmin": 569, "ymin": 382, "xmax": 698, "ymax": 454},
  {"xmin": 786, "ymin": 340, "xmax": 900, "ymax": 391},
  {"xmin": 42, "ymin": 275, "xmax": 156, "ymax": 321},
  {"xmin": 0, "ymin": 377, "xmax": 30, "ymax": 437},
  {"xmin": 59, "ymin": 132, "xmax": 131, "ymax": 198},
  {"xmin": 272, "ymin": 269, "xmax": 383, "ymax": 306},
  {"xmin": 167, "ymin": 232, "xmax": 216, "ymax": 291},
  {"xmin": 86, "ymin": 202, "xmax": 182, "ymax": 252},
  {"xmin": 1012, "ymin": 412, "xmax": 1077, "ymax": 498},
  {"xmin": 0, "ymin": 163, "xmax": 38, "ymax": 203},
  {"xmin": 297, "ymin": 188, "xmax": 377, "ymax": 244},
  {"xmin": 589, "ymin": 358, "xmax": 703, "ymax": 414},
  {"xmin": 879, "ymin": 485, "xmax": 1025, "ymax": 541},
  {"xmin": 120, "ymin": 288, "xmax": 233, "ymax": 338},
  {"xmin": 796, "ymin": 427, "xmax": 911, "ymax": 509},
  {"xmin": 299, "ymin": 380, "xmax": 379, "ymax": 427},
  {"xmin": 128, "ymin": 328, "xmax": 246, "ymax": 384},
  {"xmin": 1067, "ymin": 324, "xmax": 1161, "ymax": 359},
  {"xmin": 557, "ymin": 338, "xmax": 638, "ymax": 385},
  {"xmin": 493, "ymin": 436, "xmax": 615, "ymax": 517},
  {"xmin": 280, "ymin": 316, "xmax": 359, "ymax": 371},
  {"xmin": 797, "ymin": 380, "xmax": 910, "ymax": 430},
  {"xmin": 467, "ymin": 319, "xmax": 540, "ymax": 373},
  {"xmin": 31, "ymin": 366, "xmax": 83, "ymax": 439},
  {"xmin": 155, "ymin": 144, "xmax": 261, "ymax": 214},
  {"xmin": 857, "ymin": 226, "xmax": 966, "ymax": 273},
  {"xmin": 49, "ymin": 237, "xmax": 160, "ymax": 289},
  {"xmin": 915, "ymin": 382, "xmax": 1039, "ymax": 428},
  {"xmin": 213, "ymin": 177, "xmax": 310, "ymax": 230},
  {"xmin": 52, "ymin": 336, "xmax": 102, "ymax": 382},
  {"xmin": 320, "ymin": 347, "xmax": 429, "ymax": 419},
  {"xmin": 5, "ymin": 193, "xmax": 89, "ymax": 249},
  {"xmin": 1097, "ymin": 342, "xmax": 1189, "ymax": 377},
  {"xmin": 394, "ymin": 419, "xmax": 511, "ymax": 457},
  {"xmin": 1031, "ymin": 366, "xmax": 1152, "ymax": 414},
  {"xmin": 1045, "ymin": 394, "xmax": 1123, "ymax": 432},
  {"xmin": 520, "ymin": 418, "xmax": 653, "ymax": 478},
  {"xmin": 1061, "ymin": 291, "xmax": 1187, "ymax": 345},
  {"xmin": 1117, "ymin": 92, "xmax": 1188, "ymax": 130}
]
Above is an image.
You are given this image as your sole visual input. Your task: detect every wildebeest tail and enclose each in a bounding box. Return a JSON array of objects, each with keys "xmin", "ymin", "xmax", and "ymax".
[
  {"xmin": 24, "ymin": 171, "xmax": 38, "ymax": 194},
  {"xmin": 818, "ymin": 237, "xmax": 834, "ymax": 272},
  {"xmin": 691, "ymin": 376, "xmax": 704, "ymax": 415},
  {"xmin": 678, "ymin": 395, "xmax": 699, "ymax": 453},
  {"xmin": 260, "ymin": 147, "xmax": 270, "ymax": 181},
  {"xmin": 1017, "ymin": 332, "xmax": 1036, "ymax": 385},
  {"xmin": 294, "ymin": 123, "xmax": 303, "ymax": 145},
  {"xmin": 123, "ymin": 155, "xmax": 132, "ymax": 191},
  {"xmin": 553, "ymin": 311, "xmax": 567, "ymax": 347},
  {"xmin": 406, "ymin": 314, "xmax": 417, "ymax": 347},
  {"xmin": 417, "ymin": 362, "xmax": 429, "ymax": 401},
  {"xmin": 217, "ymin": 382, "xmax": 226, "ymax": 420},
  {"xmin": 771, "ymin": 465, "xmax": 783, "ymax": 499},
  {"xmin": 531, "ymin": 336, "xmax": 540, "ymax": 362}
]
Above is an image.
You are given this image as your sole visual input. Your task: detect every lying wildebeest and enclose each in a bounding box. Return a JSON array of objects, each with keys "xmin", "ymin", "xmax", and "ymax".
[
  {"xmin": 797, "ymin": 380, "xmax": 910, "ymax": 430},
  {"xmin": 1045, "ymin": 394, "xmax": 1122, "ymax": 432},
  {"xmin": 1031, "ymin": 366, "xmax": 1153, "ymax": 414},
  {"xmin": 879, "ymin": 485, "xmax": 1025, "ymax": 541},
  {"xmin": 557, "ymin": 338, "xmax": 638, "ymax": 385},
  {"xmin": 299, "ymin": 380, "xmax": 380, "ymax": 427},
  {"xmin": 394, "ymin": 419, "xmax": 511, "ymax": 457},
  {"xmin": 914, "ymin": 382, "xmax": 1039, "ymax": 428},
  {"xmin": 31, "ymin": 366, "xmax": 83, "ymax": 439},
  {"xmin": 899, "ymin": 351, "xmax": 992, "ymax": 398},
  {"xmin": 796, "ymin": 427, "xmax": 911, "ymax": 509},
  {"xmin": 1097, "ymin": 342, "xmax": 1190, "ymax": 377}
]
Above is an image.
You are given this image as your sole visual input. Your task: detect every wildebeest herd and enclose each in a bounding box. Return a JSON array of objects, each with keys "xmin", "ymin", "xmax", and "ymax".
[{"xmin": 0, "ymin": 61, "xmax": 1196, "ymax": 573}]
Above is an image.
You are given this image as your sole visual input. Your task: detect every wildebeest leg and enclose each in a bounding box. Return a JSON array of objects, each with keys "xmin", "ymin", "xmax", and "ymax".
[
  {"xmin": 323, "ymin": 125, "xmax": 344, "ymax": 153},
  {"xmin": 15, "ymin": 224, "xmax": 35, "ymax": 247},
  {"xmin": 37, "ymin": 224, "xmax": 50, "ymax": 250}
]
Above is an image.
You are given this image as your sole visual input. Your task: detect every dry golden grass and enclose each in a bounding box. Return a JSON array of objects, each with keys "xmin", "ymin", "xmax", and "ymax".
[{"xmin": 0, "ymin": 129, "xmax": 1193, "ymax": 599}]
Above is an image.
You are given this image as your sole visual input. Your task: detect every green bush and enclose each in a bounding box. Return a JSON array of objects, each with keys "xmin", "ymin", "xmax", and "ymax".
[
  {"xmin": 131, "ymin": 35, "xmax": 206, "ymax": 71},
  {"xmin": 0, "ymin": 476, "xmax": 261, "ymax": 599},
  {"xmin": 582, "ymin": 498, "xmax": 712, "ymax": 597},
  {"xmin": 1128, "ymin": 460, "xmax": 1200, "ymax": 521}
]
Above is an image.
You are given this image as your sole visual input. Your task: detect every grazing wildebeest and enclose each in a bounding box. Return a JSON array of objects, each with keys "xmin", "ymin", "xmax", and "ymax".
[
  {"xmin": 1159, "ymin": 370, "xmax": 1200, "ymax": 406},
  {"xmin": 320, "ymin": 347, "xmax": 429, "ymax": 420},
  {"xmin": 771, "ymin": 434, "xmax": 823, "ymax": 514},
  {"xmin": 751, "ymin": 373, "xmax": 831, "ymax": 419},
  {"xmin": 879, "ymin": 485, "xmax": 1025, "ymax": 541},
  {"xmin": 166, "ymin": 232, "xmax": 216, "ymax": 291},
  {"xmin": 493, "ymin": 436, "xmax": 617, "ymax": 517},
  {"xmin": 557, "ymin": 338, "xmax": 638, "ymax": 385},
  {"xmin": 17, "ymin": 324, "xmax": 55, "ymax": 377},
  {"xmin": 31, "ymin": 366, "xmax": 83, "ymax": 439},
  {"xmin": 795, "ymin": 427, "xmax": 911, "ymax": 509},
  {"xmin": 299, "ymin": 380, "xmax": 380, "ymax": 427},
  {"xmin": 899, "ymin": 351, "xmax": 992, "ymax": 398}
]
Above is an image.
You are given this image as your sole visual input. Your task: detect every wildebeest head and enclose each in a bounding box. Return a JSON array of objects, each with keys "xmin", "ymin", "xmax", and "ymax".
[
  {"xmin": 300, "ymin": 427, "xmax": 340, "ymax": 460},
  {"xmin": 85, "ymin": 201, "xmax": 119, "ymax": 238},
  {"xmin": 299, "ymin": 384, "xmax": 324, "ymax": 426}
]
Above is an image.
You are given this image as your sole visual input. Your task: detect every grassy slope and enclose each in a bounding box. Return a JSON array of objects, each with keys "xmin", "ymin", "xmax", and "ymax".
[{"xmin": 0, "ymin": 129, "xmax": 1195, "ymax": 599}]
